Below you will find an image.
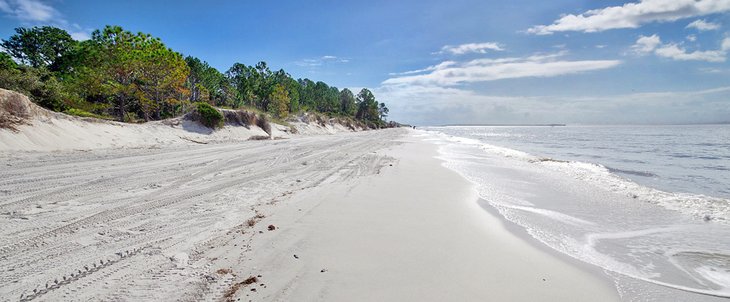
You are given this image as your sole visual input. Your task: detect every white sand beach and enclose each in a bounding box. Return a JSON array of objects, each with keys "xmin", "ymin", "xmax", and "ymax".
[
  {"xmin": 229, "ymin": 134, "xmax": 620, "ymax": 301},
  {"xmin": 0, "ymin": 123, "xmax": 620, "ymax": 301}
]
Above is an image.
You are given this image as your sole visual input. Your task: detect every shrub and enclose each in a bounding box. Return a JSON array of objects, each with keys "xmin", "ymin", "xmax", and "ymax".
[
  {"xmin": 0, "ymin": 52, "xmax": 17, "ymax": 70},
  {"xmin": 222, "ymin": 110, "xmax": 243, "ymax": 126},
  {"xmin": 65, "ymin": 108, "xmax": 108, "ymax": 119},
  {"xmin": 194, "ymin": 102, "xmax": 223, "ymax": 129},
  {"xmin": 222, "ymin": 109, "xmax": 258, "ymax": 128},
  {"xmin": 0, "ymin": 92, "xmax": 31, "ymax": 131},
  {"xmin": 256, "ymin": 113, "xmax": 271, "ymax": 136},
  {"xmin": 0, "ymin": 67, "xmax": 67, "ymax": 112}
]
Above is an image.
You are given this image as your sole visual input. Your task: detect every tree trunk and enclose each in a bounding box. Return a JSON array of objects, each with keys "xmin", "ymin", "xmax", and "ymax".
[
  {"xmin": 118, "ymin": 96, "xmax": 126, "ymax": 122},
  {"xmin": 155, "ymin": 90, "xmax": 161, "ymax": 120}
]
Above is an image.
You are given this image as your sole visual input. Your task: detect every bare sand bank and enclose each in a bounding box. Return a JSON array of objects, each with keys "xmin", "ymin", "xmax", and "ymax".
[{"xmin": 0, "ymin": 129, "xmax": 619, "ymax": 301}]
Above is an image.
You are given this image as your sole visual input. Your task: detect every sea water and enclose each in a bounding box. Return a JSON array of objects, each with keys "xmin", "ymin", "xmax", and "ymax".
[{"xmin": 424, "ymin": 125, "xmax": 730, "ymax": 302}]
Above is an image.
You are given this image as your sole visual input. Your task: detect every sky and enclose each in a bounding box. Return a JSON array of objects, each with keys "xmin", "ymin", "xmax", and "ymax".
[{"xmin": 1, "ymin": 0, "xmax": 729, "ymax": 125}]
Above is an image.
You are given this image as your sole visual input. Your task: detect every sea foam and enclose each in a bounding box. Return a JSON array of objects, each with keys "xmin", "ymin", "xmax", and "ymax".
[{"xmin": 424, "ymin": 127, "xmax": 730, "ymax": 301}]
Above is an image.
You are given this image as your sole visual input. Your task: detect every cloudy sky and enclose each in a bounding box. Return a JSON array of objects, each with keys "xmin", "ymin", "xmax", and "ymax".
[{"xmin": 1, "ymin": 0, "xmax": 729, "ymax": 125}]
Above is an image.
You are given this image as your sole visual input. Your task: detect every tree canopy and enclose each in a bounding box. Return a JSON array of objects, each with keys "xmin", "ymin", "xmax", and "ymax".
[
  {"xmin": 72, "ymin": 26, "xmax": 190, "ymax": 121},
  {"xmin": 186, "ymin": 56, "xmax": 230, "ymax": 107},
  {"xmin": 0, "ymin": 52, "xmax": 17, "ymax": 70},
  {"xmin": 1, "ymin": 26, "xmax": 76, "ymax": 70},
  {"xmin": 0, "ymin": 25, "xmax": 391, "ymax": 127}
]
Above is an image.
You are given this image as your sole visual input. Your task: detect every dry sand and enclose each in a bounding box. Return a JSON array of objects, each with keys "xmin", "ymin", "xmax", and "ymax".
[{"xmin": 0, "ymin": 127, "xmax": 621, "ymax": 301}]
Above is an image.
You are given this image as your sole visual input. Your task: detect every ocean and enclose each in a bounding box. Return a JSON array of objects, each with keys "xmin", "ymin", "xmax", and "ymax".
[{"xmin": 424, "ymin": 125, "xmax": 730, "ymax": 302}]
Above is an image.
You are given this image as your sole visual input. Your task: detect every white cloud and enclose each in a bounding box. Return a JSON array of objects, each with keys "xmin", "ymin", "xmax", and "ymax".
[
  {"xmin": 2, "ymin": 0, "xmax": 58, "ymax": 22},
  {"xmin": 527, "ymin": 0, "xmax": 730, "ymax": 35},
  {"xmin": 632, "ymin": 34, "xmax": 662, "ymax": 53},
  {"xmin": 722, "ymin": 37, "xmax": 730, "ymax": 51},
  {"xmin": 296, "ymin": 55, "xmax": 350, "ymax": 67},
  {"xmin": 687, "ymin": 34, "xmax": 697, "ymax": 42},
  {"xmin": 0, "ymin": 0, "xmax": 92, "ymax": 41},
  {"xmin": 632, "ymin": 34, "xmax": 730, "ymax": 62},
  {"xmin": 655, "ymin": 44, "xmax": 726, "ymax": 62},
  {"xmin": 69, "ymin": 31, "xmax": 90, "ymax": 41},
  {"xmin": 388, "ymin": 61, "xmax": 457, "ymax": 76},
  {"xmin": 0, "ymin": 0, "xmax": 11, "ymax": 13},
  {"xmin": 438, "ymin": 42, "xmax": 504, "ymax": 55},
  {"xmin": 686, "ymin": 19, "xmax": 721, "ymax": 31},
  {"xmin": 383, "ymin": 52, "xmax": 621, "ymax": 87}
]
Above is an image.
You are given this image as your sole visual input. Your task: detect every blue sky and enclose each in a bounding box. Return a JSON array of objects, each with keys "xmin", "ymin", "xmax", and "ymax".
[{"xmin": 1, "ymin": 0, "xmax": 729, "ymax": 125}]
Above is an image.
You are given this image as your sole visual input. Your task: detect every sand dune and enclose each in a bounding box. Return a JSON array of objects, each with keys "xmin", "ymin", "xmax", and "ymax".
[{"xmin": 0, "ymin": 88, "xmax": 356, "ymax": 152}]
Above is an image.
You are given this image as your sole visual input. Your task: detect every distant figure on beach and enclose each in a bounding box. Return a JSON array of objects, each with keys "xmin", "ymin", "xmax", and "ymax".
[{"xmin": 412, "ymin": 126, "xmax": 416, "ymax": 129}]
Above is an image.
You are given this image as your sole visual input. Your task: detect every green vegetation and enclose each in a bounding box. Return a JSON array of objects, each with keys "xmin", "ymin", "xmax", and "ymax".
[
  {"xmin": 65, "ymin": 108, "xmax": 109, "ymax": 119},
  {"xmin": 268, "ymin": 84, "xmax": 290, "ymax": 119},
  {"xmin": 0, "ymin": 65, "xmax": 67, "ymax": 111},
  {"xmin": 0, "ymin": 25, "xmax": 391, "ymax": 128},
  {"xmin": 194, "ymin": 102, "xmax": 224, "ymax": 129},
  {"xmin": 1, "ymin": 26, "xmax": 75, "ymax": 70},
  {"xmin": 0, "ymin": 52, "xmax": 17, "ymax": 70}
]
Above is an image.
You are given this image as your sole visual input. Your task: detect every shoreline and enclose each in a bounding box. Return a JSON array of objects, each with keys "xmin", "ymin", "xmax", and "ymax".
[
  {"xmin": 426, "ymin": 125, "xmax": 730, "ymax": 302},
  {"xmin": 476, "ymin": 198, "xmax": 620, "ymax": 291},
  {"xmin": 231, "ymin": 131, "xmax": 621, "ymax": 301}
]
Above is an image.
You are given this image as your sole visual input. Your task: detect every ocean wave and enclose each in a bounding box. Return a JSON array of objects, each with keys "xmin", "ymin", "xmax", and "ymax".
[
  {"xmin": 428, "ymin": 130, "xmax": 730, "ymax": 224},
  {"xmin": 468, "ymin": 132, "xmax": 523, "ymax": 138},
  {"xmin": 703, "ymin": 165, "xmax": 729, "ymax": 171},
  {"xmin": 426, "ymin": 129, "xmax": 730, "ymax": 300},
  {"xmin": 539, "ymin": 159, "xmax": 730, "ymax": 224},
  {"xmin": 606, "ymin": 166, "xmax": 658, "ymax": 177}
]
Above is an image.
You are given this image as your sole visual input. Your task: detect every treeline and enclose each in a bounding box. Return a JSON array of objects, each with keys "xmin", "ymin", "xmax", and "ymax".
[{"xmin": 0, "ymin": 25, "xmax": 390, "ymax": 127}]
